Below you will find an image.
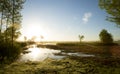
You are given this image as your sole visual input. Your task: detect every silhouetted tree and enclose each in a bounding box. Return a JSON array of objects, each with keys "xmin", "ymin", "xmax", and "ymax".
[
  {"xmin": 0, "ymin": 0, "xmax": 12, "ymax": 42},
  {"xmin": 99, "ymin": 29, "xmax": 113, "ymax": 43},
  {"xmin": 0, "ymin": 0, "xmax": 25, "ymax": 45},
  {"xmin": 11, "ymin": 0, "xmax": 25, "ymax": 46},
  {"xmin": 79, "ymin": 35, "xmax": 84, "ymax": 42},
  {"xmin": 0, "ymin": 0, "xmax": 25, "ymax": 63},
  {"xmin": 99, "ymin": 0, "xmax": 120, "ymax": 26},
  {"xmin": 3, "ymin": 25, "xmax": 21, "ymax": 41}
]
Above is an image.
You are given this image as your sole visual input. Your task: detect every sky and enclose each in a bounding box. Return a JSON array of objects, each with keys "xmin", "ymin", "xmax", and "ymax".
[{"xmin": 19, "ymin": 0, "xmax": 120, "ymax": 41}]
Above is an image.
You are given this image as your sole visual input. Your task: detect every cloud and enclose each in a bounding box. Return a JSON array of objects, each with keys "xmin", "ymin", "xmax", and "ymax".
[{"xmin": 82, "ymin": 12, "xmax": 92, "ymax": 24}]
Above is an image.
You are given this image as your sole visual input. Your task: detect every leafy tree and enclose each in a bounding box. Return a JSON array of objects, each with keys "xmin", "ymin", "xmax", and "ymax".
[
  {"xmin": 0, "ymin": 0, "xmax": 25, "ymax": 43},
  {"xmin": 11, "ymin": 0, "xmax": 25, "ymax": 46},
  {"xmin": 99, "ymin": 29, "xmax": 113, "ymax": 43},
  {"xmin": 99, "ymin": 0, "xmax": 120, "ymax": 26},
  {"xmin": 3, "ymin": 25, "xmax": 21, "ymax": 41},
  {"xmin": 79, "ymin": 35, "xmax": 84, "ymax": 42},
  {"xmin": 0, "ymin": 0, "xmax": 25, "ymax": 63}
]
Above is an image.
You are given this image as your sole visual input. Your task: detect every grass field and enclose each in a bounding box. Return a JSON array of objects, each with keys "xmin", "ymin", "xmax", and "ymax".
[{"xmin": 1, "ymin": 57, "xmax": 120, "ymax": 74}]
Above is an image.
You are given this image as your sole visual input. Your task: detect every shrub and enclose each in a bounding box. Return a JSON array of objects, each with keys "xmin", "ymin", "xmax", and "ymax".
[{"xmin": 0, "ymin": 41, "xmax": 21, "ymax": 63}]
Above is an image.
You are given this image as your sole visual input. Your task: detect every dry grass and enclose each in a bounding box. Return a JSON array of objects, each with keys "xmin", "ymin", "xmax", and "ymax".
[{"xmin": 110, "ymin": 46, "xmax": 120, "ymax": 58}]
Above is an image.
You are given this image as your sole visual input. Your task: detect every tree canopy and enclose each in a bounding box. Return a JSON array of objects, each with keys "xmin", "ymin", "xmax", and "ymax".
[
  {"xmin": 99, "ymin": 29, "xmax": 113, "ymax": 43},
  {"xmin": 0, "ymin": 0, "xmax": 25, "ymax": 42},
  {"xmin": 99, "ymin": 0, "xmax": 120, "ymax": 26},
  {"xmin": 78, "ymin": 35, "xmax": 84, "ymax": 42}
]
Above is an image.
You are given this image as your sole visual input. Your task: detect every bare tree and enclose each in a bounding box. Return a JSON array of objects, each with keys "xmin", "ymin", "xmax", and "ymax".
[{"xmin": 79, "ymin": 35, "xmax": 84, "ymax": 43}]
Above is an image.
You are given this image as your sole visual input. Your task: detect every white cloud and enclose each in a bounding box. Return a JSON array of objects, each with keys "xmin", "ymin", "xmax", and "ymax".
[{"xmin": 82, "ymin": 12, "xmax": 92, "ymax": 24}]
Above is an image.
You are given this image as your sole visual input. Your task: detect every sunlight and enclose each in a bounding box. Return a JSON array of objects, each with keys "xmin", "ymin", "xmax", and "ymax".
[
  {"xmin": 26, "ymin": 25, "xmax": 42, "ymax": 39},
  {"xmin": 29, "ymin": 48, "xmax": 41, "ymax": 59},
  {"xmin": 19, "ymin": 45, "xmax": 62, "ymax": 62},
  {"xmin": 22, "ymin": 20, "xmax": 46, "ymax": 42}
]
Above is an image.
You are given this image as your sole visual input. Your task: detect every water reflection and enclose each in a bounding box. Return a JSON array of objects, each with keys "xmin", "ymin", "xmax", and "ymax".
[
  {"xmin": 61, "ymin": 52, "xmax": 95, "ymax": 57},
  {"xmin": 19, "ymin": 45, "xmax": 65, "ymax": 62},
  {"xmin": 19, "ymin": 45, "xmax": 95, "ymax": 62}
]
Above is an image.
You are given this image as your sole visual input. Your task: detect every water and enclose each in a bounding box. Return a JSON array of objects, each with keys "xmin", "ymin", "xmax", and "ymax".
[
  {"xmin": 19, "ymin": 45, "xmax": 65, "ymax": 62},
  {"xmin": 19, "ymin": 44, "xmax": 94, "ymax": 62},
  {"xmin": 61, "ymin": 52, "xmax": 95, "ymax": 57}
]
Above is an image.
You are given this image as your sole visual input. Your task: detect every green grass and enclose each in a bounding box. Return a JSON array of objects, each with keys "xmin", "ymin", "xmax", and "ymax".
[{"xmin": 0, "ymin": 57, "xmax": 120, "ymax": 74}]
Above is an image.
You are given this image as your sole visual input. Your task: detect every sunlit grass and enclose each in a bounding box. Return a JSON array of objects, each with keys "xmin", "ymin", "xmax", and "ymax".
[{"xmin": 1, "ymin": 57, "xmax": 120, "ymax": 74}]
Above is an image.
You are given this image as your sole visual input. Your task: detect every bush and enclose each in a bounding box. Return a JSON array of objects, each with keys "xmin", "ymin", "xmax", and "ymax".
[{"xmin": 0, "ymin": 41, "xmax": 21, "ymax": 63}]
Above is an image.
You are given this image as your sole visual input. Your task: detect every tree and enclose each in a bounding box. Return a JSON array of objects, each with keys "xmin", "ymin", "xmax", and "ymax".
[
  {"xmin": 0, "ymin": 0, "xmax": 6, "ymax": 36},
  {"xmin": 99, "ymin": 0, "xmax": 120, "ymax": 26},
  {"xmin": 79, "ymin": 35, "xmax": 84, "ymax": 42},
  {"xmin": 11, "ymin": 0, "xmax": 25, "ymax": 46},
  {"xmin": 99, "ymin": 29, "xmax": 113, "ymax": 43},
  {"xmin": 0, "ymin": 0, "xmax": 25, "ymax": 63},
  {"xmin": 0, "ymin": 0, "xmax": 25, "ymax": 45},
  {"xmin": 3, "ymin": 25, "xmax": 21, "ymax": 41}
]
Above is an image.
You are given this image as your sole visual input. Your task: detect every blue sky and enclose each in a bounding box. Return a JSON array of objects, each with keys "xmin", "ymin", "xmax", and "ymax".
[{"xmin": 20, "ymin": 0, "xmax": 120, "ymax": 41}]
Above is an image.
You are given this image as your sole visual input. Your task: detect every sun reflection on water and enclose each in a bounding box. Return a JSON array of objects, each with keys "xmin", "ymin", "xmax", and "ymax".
[{"xmin": 19, "ymin": 45, "xmax": 63, "ymax": 62}]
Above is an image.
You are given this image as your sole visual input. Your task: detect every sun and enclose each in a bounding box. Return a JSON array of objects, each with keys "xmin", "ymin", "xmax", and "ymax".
[
  {"xmin": 28, "ymin": 26, "xmax": 44, "ymax": 41},
  {"xmin": 21, "ymin": 24, "xmax": 45, "ymax": 42},
  {"xmin": 27, "ymin": 26, "xmax": 40, "ymax": 37},
  {"xmin": 18, "ymin": 18, "xmax": 51, "ymax": 42}
]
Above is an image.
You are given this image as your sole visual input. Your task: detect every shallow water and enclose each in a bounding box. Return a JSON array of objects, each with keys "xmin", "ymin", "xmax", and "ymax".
[
  {"xmin": 61, "ymin": 52, "xmax": 95, "ymax": 57},
  {"xmin": 19, "ymin": 45, "xmax": 65, "ymax": 62},
  {"xmin": 19, "ymin": 44, "xmax": 94, "ymax": 62}
]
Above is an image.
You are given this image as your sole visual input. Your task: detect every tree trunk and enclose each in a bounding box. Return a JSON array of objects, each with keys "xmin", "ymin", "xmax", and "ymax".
[
  {"xmin": 0, "ymin": 8, "xmax": 3, "ymax": 38},
  {"xmin": 12, "ymin": 0, "xmax": 15, "ymax": 47}
]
